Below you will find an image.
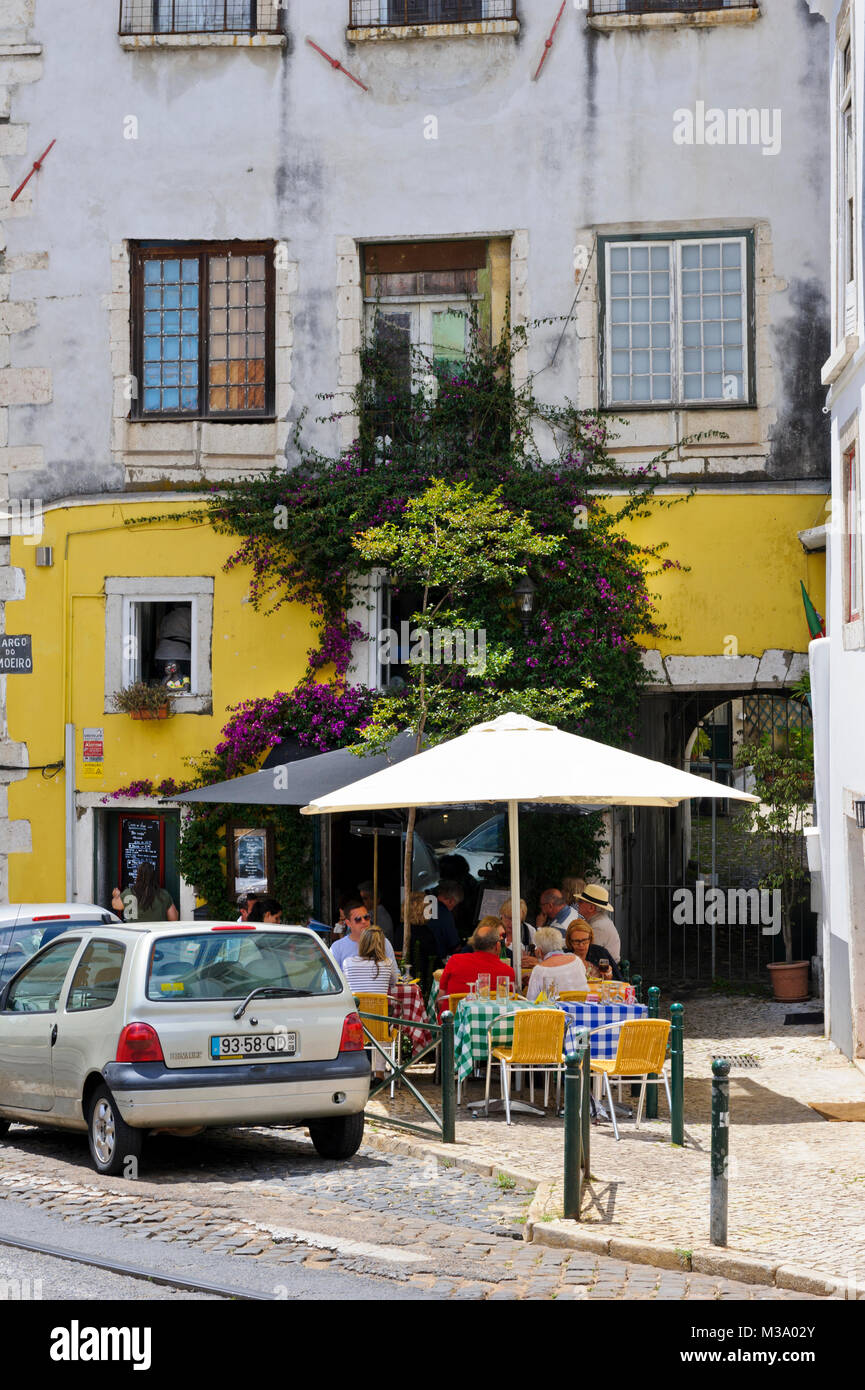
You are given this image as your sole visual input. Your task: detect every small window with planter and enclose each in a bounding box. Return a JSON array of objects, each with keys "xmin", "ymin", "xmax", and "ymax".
[
  {"xmin": 104, "ymin": 577, "xmax": 214, "ymax": 715},
  {"xmin": 112, "ymin": 681, "xmax": 176, "ymax": 721}
]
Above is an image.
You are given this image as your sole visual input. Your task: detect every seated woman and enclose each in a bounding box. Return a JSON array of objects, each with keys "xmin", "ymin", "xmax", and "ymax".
[
  {"xmin": 565, "ymin": 918, "xmax": 623, "ymax": 982},
  {"xmin": 341, "ymin": 927, "xmax": 399, "ymax": 996},
  {"xmin": 499, "ymin": 899, "xmax": 537, "ymax": 977},
  {"xmin": 526, "ymin": 926, "xmax": 588, "ymax": 1001},
  {"xmin": 500, "ymin": 897, "xmax": 535, "ymax": 950}
]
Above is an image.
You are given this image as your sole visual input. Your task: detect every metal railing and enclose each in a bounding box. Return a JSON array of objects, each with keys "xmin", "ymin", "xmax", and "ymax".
[
  {"xmin": 588, "ymin": 0, "xmax": 757, "ymax": 14},
  {"xmin": 119, "ymin": 1, "xmax": 283, "ymax": 35},
  {"xmin": 349, "ymin": 1, "xmax": 516, "ymax": 27},
  {"xmin": 359, "ymin": 1006, "xmax": 456, "ymax": 1143}
]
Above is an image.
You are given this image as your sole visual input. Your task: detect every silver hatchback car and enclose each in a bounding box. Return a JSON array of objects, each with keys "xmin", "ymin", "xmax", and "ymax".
[{"xmin": 0, "ymin": 922, "xmax": 370, "ymax": 1175}]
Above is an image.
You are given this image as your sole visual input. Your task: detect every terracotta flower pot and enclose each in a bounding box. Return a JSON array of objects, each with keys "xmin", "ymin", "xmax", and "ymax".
[
  {"xmin": 767, "ymin": 960, "xmax": 810, "ymax": 1002},
  {"xmin": 129, "ymin": 706, "xmax": 171, "ymax": 721}
]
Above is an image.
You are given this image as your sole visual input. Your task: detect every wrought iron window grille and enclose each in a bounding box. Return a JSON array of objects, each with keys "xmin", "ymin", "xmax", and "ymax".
[
  {"xmin": 348, "ymin": 1, "xmax": 517, "ymax": 28},
  {"xmin": 119, "ymin": 1, "xmax": 284, "ymax": 37},
  {"xmin": 587, "ymin": 1, "xmax": 757, "ymax": 15}
]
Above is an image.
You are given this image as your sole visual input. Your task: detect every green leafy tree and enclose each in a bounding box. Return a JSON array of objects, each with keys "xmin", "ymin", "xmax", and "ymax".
[{"xmin": 353, "ymin": 477, "xmax": 589, "ymax": 957}]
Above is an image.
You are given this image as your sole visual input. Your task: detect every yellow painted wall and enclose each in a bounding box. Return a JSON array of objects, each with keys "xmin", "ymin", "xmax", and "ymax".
[
  {"xmin": 4, "ymin": 490, "xmax": 827, "ymax": 902},
  {"xmin": 610, "ymin": 492, "xmax": 827, "ymax": 656},
  {"xmin": 6, "ymin": 500, "xmax": 317, "ymax": 902}
]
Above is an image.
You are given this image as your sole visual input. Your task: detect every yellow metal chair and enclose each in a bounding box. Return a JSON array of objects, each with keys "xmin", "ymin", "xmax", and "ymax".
[
  {"xmin": 484, "ymin": 1009, "xmax": 566, "ymax": 1124},
  {"xmin": 355, "ymin": 993, "xmax": 399, "ymax": 1098},
  {"xmin": 589, "ymin": 1019, "xmax": 671, "ymax": 1141},
  {"xmin": 558, "ymin": 990, "xmax": 589, "ymax": 1002}
]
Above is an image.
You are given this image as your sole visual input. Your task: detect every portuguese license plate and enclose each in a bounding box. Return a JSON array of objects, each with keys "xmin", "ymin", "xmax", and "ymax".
[{"xmin": 210, "ymin": 1032, "xmax": 297, "ymax": 1059}]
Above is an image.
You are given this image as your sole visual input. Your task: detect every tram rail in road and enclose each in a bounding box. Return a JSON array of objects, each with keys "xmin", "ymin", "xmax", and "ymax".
[{"xmin": 0, "ymin": 1231, "xmax": 266, "ymax": 1300}]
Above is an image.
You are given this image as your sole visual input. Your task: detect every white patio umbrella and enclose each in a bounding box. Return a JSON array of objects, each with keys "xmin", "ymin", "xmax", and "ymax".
[{"xmin": 301, "ymin": 712, "xmax": 757, "ymax": 990}]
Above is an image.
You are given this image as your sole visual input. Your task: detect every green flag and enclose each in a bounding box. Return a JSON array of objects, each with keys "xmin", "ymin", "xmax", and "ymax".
[{"xmin": 800, "ymin": 581, "xmax": 825, "ymax": 639}]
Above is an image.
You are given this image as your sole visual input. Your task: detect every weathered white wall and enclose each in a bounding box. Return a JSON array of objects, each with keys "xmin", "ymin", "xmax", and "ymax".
[
  {"xmin": 3, "ymin": 0, "xmax": 831, "ymax": 501},
  {"xmin": 812, "ymin": 0, "xmax": 865, "ymax": 1060}
]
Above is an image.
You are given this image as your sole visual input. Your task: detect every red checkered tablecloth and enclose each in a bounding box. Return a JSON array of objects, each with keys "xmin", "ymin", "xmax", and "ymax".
[{"xmin": 388, "ymin": 981, "xmax": 433, "ymax": 1051}]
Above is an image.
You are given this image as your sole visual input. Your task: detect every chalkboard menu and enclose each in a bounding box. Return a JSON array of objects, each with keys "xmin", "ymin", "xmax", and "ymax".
[{"xmin": 119, "ymin": 815, "xmax": 165, "ymax": 889}]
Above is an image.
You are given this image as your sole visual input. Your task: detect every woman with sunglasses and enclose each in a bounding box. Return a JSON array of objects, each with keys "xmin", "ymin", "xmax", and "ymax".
[{"xmin": 565, "ymin": 918, "xmax": 623, "ymax": 982}]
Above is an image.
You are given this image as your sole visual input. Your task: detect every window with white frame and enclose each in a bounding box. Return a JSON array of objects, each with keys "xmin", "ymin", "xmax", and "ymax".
[
  {"xmin": 105, "ymin": 577, "xmax": 214, "ymax": 714},
  {"xmin": 346, "ymin": 568, "xmax": 429, "ymax": 693},
  {"xmin": 122, "ymin": 598, "xmax": 197, "ymax": 692},
  {"xmin": 601, "ymin": 234, "xmax": 751, "ymax": 407},
  {"xmin": 837, "ymin": 31, "xmax": 858, "ymax": 340},
  {"xmin": 844, "ymin": 443, "xmax": 863, "ymax": 625}
]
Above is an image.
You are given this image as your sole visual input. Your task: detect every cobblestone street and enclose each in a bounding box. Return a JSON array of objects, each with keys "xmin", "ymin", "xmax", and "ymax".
[
  {"xmin": 365, "ymin": 994, "xmax": 865, "ymax": 1288},
  {"xmin": 0, "ymin": 1119, "xmax": 813, "ymax": 1300}
]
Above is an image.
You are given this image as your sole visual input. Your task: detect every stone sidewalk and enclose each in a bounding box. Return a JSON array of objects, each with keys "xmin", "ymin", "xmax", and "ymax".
[{"xmin": 366, "ymin": 993, "xmax": 865, "ymax": 1292}]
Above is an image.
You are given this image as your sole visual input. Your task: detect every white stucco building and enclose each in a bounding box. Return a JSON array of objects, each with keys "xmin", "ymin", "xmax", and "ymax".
[
  {"xmin": 812, "ymin": 0, "xmax": 865, "ymax": 1062},
  {"xmin": 0, "ymin": 0, "xmax": 834, "ymax": 974}
]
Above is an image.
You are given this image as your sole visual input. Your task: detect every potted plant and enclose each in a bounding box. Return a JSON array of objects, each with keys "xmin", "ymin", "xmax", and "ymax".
[
  {"xmin": 735, "ymin": 731, "xmax": 814, "ymax": 1001},
  {"xmin": 112, "ymin": 682, "xmax": 175, "ymax": 721}
]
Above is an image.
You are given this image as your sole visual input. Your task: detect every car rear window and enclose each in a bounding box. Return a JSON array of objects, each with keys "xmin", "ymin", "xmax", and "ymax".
[
  {"xmin": 0, "ymin": 925, "xmax": 53, "ymax": 987},
  {"xmin": 146, "ymin": 931, "xmax": 344, "ymax": 1001}
]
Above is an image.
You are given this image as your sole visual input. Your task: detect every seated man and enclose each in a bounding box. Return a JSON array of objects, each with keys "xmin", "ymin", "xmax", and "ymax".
[
  {"xmin": 534, "ymin": 887, "xmax": 579, "ymax": 938},
  {"xmin": 437, "ymin": 921, "xmax": 515, "ymax": 1002},
  {"xmin": 332, "ymin": 901, "xmax": 398, "ymax": 972},
  {"xmin": 575, "ymin": 884, "xmax": 621, "ymax": 962}
]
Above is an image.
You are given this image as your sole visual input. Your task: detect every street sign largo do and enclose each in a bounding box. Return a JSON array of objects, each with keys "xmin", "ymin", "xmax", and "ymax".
[{"xmin": 0, "ymin": 635, "xmax": 32, "ymax": 673}]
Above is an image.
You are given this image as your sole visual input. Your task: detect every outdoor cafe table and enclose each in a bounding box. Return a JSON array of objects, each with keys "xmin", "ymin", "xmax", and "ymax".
[
  {"xmin": 387, "ymin": 980, "xmax": 433, "ymax": 1052},
  {"xmin": 559, "ymin": 999, "xmax": 649, "ymax": 1060},
  {"xmin": 452, "ymin": 996, "xmax": 546, "ymax": 1082},
  {"xmin": 452, "ymin": 996, "xmax": 649, "ymax": 1083}
]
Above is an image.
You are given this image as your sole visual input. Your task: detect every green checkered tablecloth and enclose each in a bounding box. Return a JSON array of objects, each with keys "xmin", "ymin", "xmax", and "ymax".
[
  {"xmin": 427, "ymin": 979, "xmax": 442, "ymax": 1025},
  {"xmin": 452, "ymin": 997, "xmax": 546, "ymax": 1082}
]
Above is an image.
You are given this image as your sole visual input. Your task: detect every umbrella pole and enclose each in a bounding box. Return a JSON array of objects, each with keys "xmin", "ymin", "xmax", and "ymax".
[
  {"xmin": 372, "ymin": 828, "xmax": 379, "ymax": 930},
  {"xmin": 508, "ymin": 799, "xmax": 522, "ymax": 993}
]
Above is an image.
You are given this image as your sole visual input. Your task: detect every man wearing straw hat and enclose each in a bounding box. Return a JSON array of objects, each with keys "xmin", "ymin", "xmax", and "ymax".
[{"xmin": 576, "ymin": 884, "xmax": 621, "ymax": 963}]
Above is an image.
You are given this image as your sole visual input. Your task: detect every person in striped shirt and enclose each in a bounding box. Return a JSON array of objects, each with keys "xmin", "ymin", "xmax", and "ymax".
[{"xmin": 341, "ymin": 927, "xmax": 399, "ymax": 995}]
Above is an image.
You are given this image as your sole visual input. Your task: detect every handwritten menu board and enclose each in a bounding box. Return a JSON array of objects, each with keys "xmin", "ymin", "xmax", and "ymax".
[{"xmin": 119, "ymin": 816, "xmax": 164, "ymax": 889}]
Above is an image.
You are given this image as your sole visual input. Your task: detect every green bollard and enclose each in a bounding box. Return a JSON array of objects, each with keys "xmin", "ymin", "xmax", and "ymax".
[
  {"xmin": 621, "ymin": 959, "xmax": 630, "ymax": 982},
  {"xmin": 710, "ymin": 1058, "xmax": 730, "ymax": 1245},
  {"xmin": 580, "ymin": 1034, "xmax": 591, "ymax": 1178},
  {"xmin": 646, "ymin": 986, "xmax": 660, "ymax": 1120},
  {"xmin": 441, "ymin": 1011, "xmax": 455, "ymax": 1144},
  {"xmin": 629, "ymin": 974, "xmax": 644, "ymax": 1099},
  {"xmin": 670, "ymin": 1001, "xmax": 684, "ymax": 1146},
  {"xmin": 563, "ymin": 1053, "xmax": 582, "ymax": 1220}
]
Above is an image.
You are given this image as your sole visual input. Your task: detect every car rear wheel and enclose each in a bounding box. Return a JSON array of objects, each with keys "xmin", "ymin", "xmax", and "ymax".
[
  {"xmin": 308, "ymin": 1111, "xmax": 364, "ymax": 1161},
  {"xmin": 87, "ymin": 1083, "xmax": 144, "ymax": 1177}
]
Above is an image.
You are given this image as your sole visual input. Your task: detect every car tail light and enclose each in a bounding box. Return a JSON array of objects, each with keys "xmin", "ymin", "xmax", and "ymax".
[
  {"xmin": 116, "ymin": 1023, "xmax": 165, "ymax": 1064},
  {"xmin": 32, "ymin": 914, "xmax": 71, "ymax": 922},
  {"xmin": 211, "ymin": 925, "xmax": 255, "ymax": 931},
  {"xmin": 339, "ymin": 1011, "xmax": 365, "ymax": 1052}
]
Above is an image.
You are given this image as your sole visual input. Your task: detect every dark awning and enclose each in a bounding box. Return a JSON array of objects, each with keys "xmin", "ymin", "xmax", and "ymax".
[{"xmin": 167, "ymin": 731, "xmax": 419, "ymax": 807}]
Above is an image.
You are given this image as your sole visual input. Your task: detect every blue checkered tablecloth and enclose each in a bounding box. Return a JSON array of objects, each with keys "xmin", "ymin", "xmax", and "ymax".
[{"xmin": 559, "ymin": 1001, "xmax": 648, "ymax": 1060}]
